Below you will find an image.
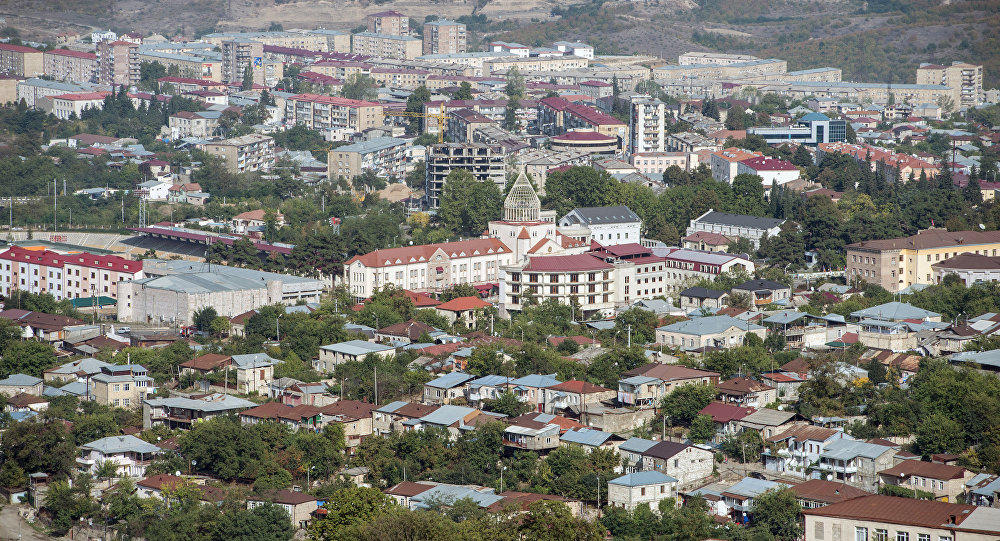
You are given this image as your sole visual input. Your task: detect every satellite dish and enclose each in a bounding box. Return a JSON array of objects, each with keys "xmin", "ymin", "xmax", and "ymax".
[
  {"xmin": 980, "ymin": 224, "xmax": 986, "ymax": 230},
  {"xmin": 826, "ymin": 474, "xmax": 833, "ymax": 481},
  {"xmin": 175, "ymin": 470, "xmax": 181, "ymax": 476}
]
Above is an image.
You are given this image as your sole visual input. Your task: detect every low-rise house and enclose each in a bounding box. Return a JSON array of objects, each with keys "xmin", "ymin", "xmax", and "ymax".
[
  {"xmin": 607, "ymin": 471, "xmax": 679, "ymax": 511},
  {"xmin": 736, "ymin": 408, "xmax": 804, "ymax": 440},
  {"xmin": 616, "ymin": 364, "xmax": 719, "ymax": 407},
  {"xmin": 640, "ymin": 441, "xmax": 715, "ymax": 486},
  {"xmin": 43, "ymin": 357, "xmax": 113, "ymax": 384},
  {"xmin": 375, "ymin": 320, "xmax": 436, "ymax": 345},
  {"xmin": 655, "ymin": 315, "xmax": 767, "ymax": 351},
  {"xmin": 239, "ymin": 402, "xmax": 323, "ymax": 431},
  {"xmin": 142, "ymin": 393, "xmax": 256, "ymax": 429},
  {"xmin": 385, "ymin": 481, "xmax": 435, "ymax": 508},
  {"xmin": 618, "ymin": 437, "xmax": 658, "ymax": 473},
  {"xmin": 434, "ymin": 296, "xmax": 491, "ymax": 328},
  {"xmin": 560, "ymin": 428, "xmax": 623, "ymax": 453},
  {"xmin": 465, "ymin": 375, "xmax": 512, "ymax": 407},
  {"xmin": 878, "ymin": 460, "xmax": 973, "ymax": 503},
  {"xmin": 316, "ymin": 340, "xmax": 395, "ymax": 372},
  {"xmin": 721, "ymin": 477, "xmax": 790, "ymax": 519},
  {"xmin": 574, "ymin": 402, "xmax": 657, "ymax": 434},
  {"xmin": 503, "ymin": 413, "xmax": 564, "ymax": 452},
  {"xmin": 791, "ymin": 479, "xmax": 871, "ymax": 509},
  {"xmin": 504, "ymin": 373, "xmax": 562, "ymax": 412},
  {"xmin": 276, "ymin": 381, "xmax": 335, "ymax": 407},
  {"xmin": 679, "ymin": 287, "xmax": 729, "ymax": 312},
  {"xmin": 731, "ymin": 279, "xmax": 792, "ymax": 307},
  {"xmin": 802, "ymin": 494, "xmax": 1000, "ymax": 541},
  {"xmin": 91, "ymin": 365, "xmax": 154, "ymax": 408},
  {"xmin": 229, "ymin": 353, "xmax": 277, "ymax": 394},
  {"xmin": 372, "ymin": 401, "xmax": 440, "ymax": 435},
  {"xmin": 0, "ymin": 374, "xmax": 43, "ymax": 397},
  {"xmin": 423, "ymin": 371, "xmax": 476, "ymax": 405},
  {"xmin": 716, "ymin": 377, "xmax": 777, "ymax": 409},
  {"xmin": 817, "ymin": 438, "xmax": 897, "ymax": 491},
  {"xmin": 414, "ymin": 404, "xmax": 499, "ymax": 438},
  {"xmin": 6, "ymin": 392, "xmax": 48, "ymax": 414},
  {"xmin": 759, "ymin": 371, "xmax": 808, "ymax": 401},
  {"xmin": 764, "ymin": 425, "xmax": 850, "ymax": 478},
  {"xmin": 231, "ymin": 209, "xmax": 284, "ymax": 234},
  {"xmin": 320, "ymin": 400, "xmax": 377, "ymax": 450},
  {"xmin": 965, "ymin": 473, "xmax": 1000, "ymax": 507},
  {"xmin": 136, "ymin": 473, "xmax": 184, "ymax": 499},
  {"xmin": 77, "ymin": 435, "xmax": 161, "ymax": 478},
  {"xmin": 542, "ymin": 379, "xmax": 614, "ymax": 414},
  {"xmin": 179, "ymin": 353, "xmax": 232, "ymax": 377},
  {"xmin": 698, "ymin": 401, "xmax": 756, "ymax": 443},
  {"xmin": 247, "ymin": 490, "xmax": 318, "ymax": 529}
]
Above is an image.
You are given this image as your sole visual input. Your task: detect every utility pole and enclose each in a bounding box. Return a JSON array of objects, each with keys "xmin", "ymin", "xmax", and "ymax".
[
  {"xmin": 374, "ymin": 364, "xmax": 378, "ymax": 404},
  {"xmin": 627, "ymin": 324, "xmax": 632, "ymax": 348},
  {"xmin": 53, "ymin": 178, "xmax": 57, "ymax": 231}
]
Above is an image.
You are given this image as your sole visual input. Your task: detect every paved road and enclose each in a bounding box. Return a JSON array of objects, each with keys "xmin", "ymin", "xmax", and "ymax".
[{"xmin": 0, "ymin": 505, "xmax": 56, "ymax": 541}]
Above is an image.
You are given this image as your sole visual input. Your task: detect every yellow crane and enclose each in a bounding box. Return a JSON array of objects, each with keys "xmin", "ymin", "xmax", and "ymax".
[{"xmin": 383, "ymin": 110, "xmax": 447, "ymax": 143}]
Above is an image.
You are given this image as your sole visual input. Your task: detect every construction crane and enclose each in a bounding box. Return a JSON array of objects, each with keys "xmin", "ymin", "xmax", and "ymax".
[{"xmin": 384, "ymin": 111, "xmax": 447, "ymax": 143}]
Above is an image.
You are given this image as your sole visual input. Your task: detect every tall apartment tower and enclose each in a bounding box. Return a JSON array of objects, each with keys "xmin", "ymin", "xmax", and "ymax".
[
  {"xmin": 366, "ymin": 10, "xmax": 409, "ymax": 36},
  {"xmin": 221, "ymin": 39, "xmax": 265, "ymax": 85},
  {"xmin": 629, "ymin": 96, "xmax": 666, "ymax": 155},
  {"xmin": 424, "ymin": 143, "xmax": 506, "ymax": 208},
  {"xmin": 916, "ymin": 61, "xmax": 984, "ymax": 109},
  {"xmin": 422, "ymin": 19, "xmax": 467, "ymax": 55},
  {"xmin": 96, "ymin": 40, "xmax": 139, "ymax": 86}
]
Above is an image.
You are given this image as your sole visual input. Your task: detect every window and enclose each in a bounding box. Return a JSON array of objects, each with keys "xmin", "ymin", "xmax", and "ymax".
[
  {"xmin": 640, "ymin": 487, "xmax": 646, "ymax": 496},
  {"xmin": 815, "ymin": 522, "xmax": 824, "ymax": 540},
  {"xmin": 897, "ymin": 532, "xmax": 909, "ymax": 541},
  {"xmin": 917, "ymin": 535, "xmax": 929, "ymax": 541},
  {"xmin": 874, "ymin": 530, "xmax": 888, "ymax": 541},
  {"xmin": 856, "ymin": 527, "xmax": 868, "ymax": 541}
]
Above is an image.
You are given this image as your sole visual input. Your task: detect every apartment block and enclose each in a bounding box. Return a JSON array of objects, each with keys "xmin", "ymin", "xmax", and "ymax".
[
  {"xmin": 629, "ymin": 96, "xmax": 666, "ymax": 155},
  {"xmin": 48, "ymin": 91, "xmax": 111, "ymax": 120},
  {"xmin": 631, "ymin": 151, "xmax": 697, "ymax": 176},
  {"xmin": 916, "ymin": 61, "xmax": 983, "ymax": 109},
  {"xmin": 500, "ymin": 254, "xmax": 617, "ymax": 317},
  {"xmin": 366, "ymin": 10, "xmax": 410, "ymax": 36},
  {"xmin": 167, "ymin": 110, "xmax": 221, "ymax": 138},
  {"xmin": 424, "ymin": 143, "xmax": 507, "ymax": 207},
  {"xmin": 43, "ymin": 49, "xmax": 97, "ymax": 83},
  {"xmin": 328, "ymin": 137, "xmax": 409, "ymax": 180},
  {"xmin": 96, "ymin": 40, "xmax": 139, "ymax": 86},
  {"xmin": 204, "ymin": 134, "xmax": 275, "ymax": 174},
  {"xmin": 351, "ymin": 32, "xmax": 422, "ymax": 60},
  {"xmin": 538, "ymin": 96, "xmax": 627, "ymax": 144},
  {"xmin": 0, "ymin": 76, "xmax": 18, "ymax": 105},
  {"xmin": 678, "ymin": 52, "xmax": 760, "ymax": 66},
  {"xmin": 284, "ymin": 93, "xmax": 383, "ymax": 132},
  {"xmin": 0, "ymin": 43, "xmax": 44, "ymax": 77},
  {"xmin": 846, "ymin": 229, "xmax": 1000, "ymax": 293},
  {"xmin": 710, "ymin": 147, "xmax": 764, "ymax": 183},
  {"xmin": 221, "ymin": 39, "xmax": 264, "ymax": 85},
  {"xmin": 0, "ymin": 245, "xmax": 143, "ymax": 301},
  {"xmin": 816, "ymin": 142, "xmax": 939, "ymax": 183},
  {"xmin": 423, "ymin": 19, "xmax": 466, "ymax": 55},
  {"xmin": 370, "ymin": 67, "xmax": 429, "ymax": 90}
]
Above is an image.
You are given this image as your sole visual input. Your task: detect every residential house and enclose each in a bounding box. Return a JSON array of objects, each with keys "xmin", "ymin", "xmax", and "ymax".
[
  {"xmin": 764, "ymin": 425, "xmax": 850, "ymax": 478},
  {"xmin": 504, "ymin": 373, "xmax": 562, "ymax": 413},
  {"xmin": 77, "ymin": 435, "xmax": 161, "ymax": 478},
  {"xmin": 542, "ymin": 380, "xmax": 615, "ymax": 415},
  {"xmin": 965, "ymin": 473, "xmax": 1000, "ymax": 507},
  {"xmin": 716, "ymin": 377, "xmax": 777, "ymax": 409},
  {"xmin": 503, "ymin": 413, "xmax": 564, "ymax": 452},
  {"xmin": 229, "ymin": 353, "xmax": 276, "ymax": 394},
  {"xmin": 433, "ymin": 296, "xmax": 491, "ymax": 328},
  {"xmin": 617, "ymin": 364, "xmax": 719, "ymax": 407},
  {"xmin": 179, "ymin": 353, "xmax": 232, "ymax": 377},
  {"xmin": 0, "ymin": 374, "xmax": 43, "ymax": 397},
  {"xmin": 760, "ymin": 371, "xmax": 808, "ymax": 401},
  {"xmin": 698, "ymin": 401, "xmax": 756, "ymax": 443},
  {"xmin": 465, "ymin": 375, "xmax": 513, "ymax": 408},
  {"xmin": 239, "ymin": 402, "xmax": 322, "ymax": 431},
  {"xmin": 414, "ymin": 404, "xmax": 499, "ymax": 439},
  {"xmin": 618, "ymin": 437, "xmax": 658, "ymax": 473},
  {"xmin": 791, "ymin": 479, "xmax": 871, "ymax": 509},
  {"xmin": 423, "ymin": 372, "xmax": 476, "ymax": 405},
  {"xmin": 607, "ymin": 471, "xmax": 679, "ymax": 511},
  {"xmin": 247, "ymin": 490, "xmax": 318, "ymax": 529},
  {"xmin": 316, "ymin": 340, "xmax": 395, "ymax": 372},
  {"xmin": 878, "ymin": 460, "xmax": 973, "ymax": 503},
  {"xmin": 640, "ymin": 441, "xmax": 715, "ymax": 486},
  {"xmin": 6, "ymin": 392, "xmax": 48, "ymax": 414},
  {"xmin": 802, "ymin": 495, "xmax": 1000, "ymax": 541},
  {"xmin": 818, "ymin": 438, "xmax": 898, "ymax": 491},
  {"xmin": 91, "ymin": 365, "xmax": 154, "ymax": 408},
  {"xmin": 655, "ymin": 315, "xmax": 767, "ymax": 351},
  {"xmin": 736, "ymin": 408, "xmax": 804, "ymax": 440},
  {"xmin": 731, "ymin": 279, "xmax": 792, "ymax": 307},
  {"xmin": 679, "ymin": 287, "xmax": 729, "ymax": 312},
  {"xmin": 142, "ymin": 393, "xmax": 256, "ymax": 429},
  {"xmin": 43, "ymin": 357, "xmax": 113, "ymax": 385},
  {"xmin": 375, "ymin": 320, "xmax": 436, "ymax": 345},
  {"xmin": 231, "ymin": 209, "xmax": 285, "ymax": 234},
  {"xmin": 320, "ymin": 400, "xmax": 377, "ymax": 451},
  {"xmin": 372, "ymin": 401, "xmax": 440, "ymax": 435},
  {"xmin": 560, "ymin": 428, "xmax": 623, "ymax": 453},
  {"xmin": 687, "ymin": 210, "xmax": 784, "ymax": 249},
  {"xmin": 722, "ymin": 477, "xmax": 790, "ymax": 519}
]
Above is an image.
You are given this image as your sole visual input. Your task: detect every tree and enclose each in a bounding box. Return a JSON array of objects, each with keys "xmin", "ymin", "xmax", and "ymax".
[
  {"xmin": 503, "ymin": 99, "xmax": 520, "ymax": 132},
  {"xmin": 482, "ymin": 391, "xmax": 532, "ymax": 417},
  {"xmin": 731, "ymin": 173, "xmax": 766, "ymax": 216},
  {"xmin": 689, "ymin": 414, "xmax": 715, "ymax": 443},
  {"xmin": 242, "ymin": 63, "xmax": 255, "ymax": 91},
  {"xmin": 750, "ymin": 488, "xmax": 802, "ymax": 540},
  {"xmin": 721, "ymin": 429, "xmax": 764, "ymax": 462},
  {"xmin": 216, "ymin": 503, "xmax": 294, "ymax": 541},
  {"xmin": 193, "ymin": 306, "xmax": 219, "ymax": 332},
  {"xmin": 342, "ymin": 73, "xmax": 378, "ymax": 101},
  {"xmin": 914, "ymin": 412, "xmax": 965, "ymax": 456},
  {"xmin": 454, "ymin": 81, "xmax": 474, "ymax": 100},
  {"xmin": 504, "ymin": 66, "xmax": 525, "ymax": 101},
  {"xmin": 792, "ymin": 144, "xmax": 813, "ymax": 167},
  {"xmin": 520, "ymin": 500, "xmax": 602, "ymax": 541},
  {"xmin": 405, "ymin": 85, "xmax": 431, "ymax": 134},
  {"xmin": 438, "ymin": 168, "xmax": 503, "ymax": 236},
  {"xmin": 964, "ymin": 176, "xmax": 983, "ymax": 204},
  {"xmin": 661, "ymin": 384, "xmax": 716, "ymax": 426},
  {"xmin": 309, "ymin": 486, "xmax": 395, "ymax": 540},
  {"xmin": 614, "ymin": 307, "xmax": 659, "ymax": 345},
  {"xmin": 701, "ymin": 100, "xmax": 720, "ymax": 120},
  {"xmin": 1, "ymin": 340, "xmax": 56, "ymax": 377}
]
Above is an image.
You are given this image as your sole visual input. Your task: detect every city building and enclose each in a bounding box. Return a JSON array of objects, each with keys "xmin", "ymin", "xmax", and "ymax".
[
  {"xmin": 558, "ymin": 206, "xmax": 642, "ymax": 246},
  {"xmin": 204, "ymin": 134, "xmax": 275, "ymax": 174},
  {"xmin": 710, "ymin": 148, "xmax": 765, "ymax": 184},
  {"xmin": 351, "ymin": 32, "xmax": 422, "ymax": 60},
  {"xmin": 846, "ymin": 229, "xmax": 1000, "ymax": 293},
  {"xmin": 607, "ymin": 471, "xmax": 678, "ymax": 511},
  {"xmin": 878, "ymin": 460, "xmax": 973, "ymax": 503},
  {"xmin": 500, "ymin": 253, "xmax": 615, "ymax": 317},
  {"xmin": 96, "ymin": 40, "xmax": 139, "ymax": 86},
  {"xmin": 931, "ymin": 253, "xmax": 1000, "ymax": 286},
  {"xmin": 42, "ymin": 49, "xmax": 97, "ymax": 83},
  {"xmin": 367, "ymin": 10, "xmax": 409, "ymax": 35},
  {"xmin": 47, "ymin": 91, "xmax": 111, "ymax": 119},
  {"xmin": 629, "ymin": 96, "xmax": 666, "ymax": 155},
  {"xmin": 0, "ymin": 43, "xmax": 43, "ymax": 77},
  {"xmin": 167, "ymin": 110, "xmax": 222, "ymax": 138},
  {"xmin": 328, "ymin": 137, "xmax": 409, "ymax": 180},
  {"xmin": 687, "ymin": 210, "xmax": 785, "ymax": 249},
  {"xmin": 655, "ymin": 315, "xmax": 766, "ymax": 351},
  {"xmin": 316, "ymin": 340, "xmax": 395, "ymax": 372},
  {"xmin": 284, "ymin": 93, "xmax": 384, "ymax": 133},
  {"xmin": 631, "ymin": 151, "xmax": 697, "ymax": 176},
  {"xmin": 916, "ymin": 61, "xmax": 984, "ymax": 109},
  {"xmin": 423, "ymin": 20, "xmax": 466, "ymax": 55},
  {"xmin": 677, "ymin": 52, "xmax": 761, "ymax": 66},
  {"xmin": 617, "ymin": 364, "xmax": 719, "ymax": 407},
  {"xmin": 660, "ymin": 248, "xmax": 756, "ymax": 296},
  {"xmin": 736, "ymin": 156, "xmax": 801, "ymax": 188},
  {"xmin": 344, "ymin": 238, "xmax": 513, "ymax": 300},
  {"xmin": 550, "ymin": 131, "xmax": 618, "ymax": 155},
  {"xmin": 142, "ymin": 393, "xmax": 256, "ymax": 429},
  {"xmin": 553, "ymin": 41, "xmax": 594, "ymax": 59},
  {"xmin": 803, "ymin": 495, "xmax": 1000, "ymax": 541},
  {"xmin": 220, "ymin": 39, "xmax": 264, "ymax": 85},
  {"xmin": 666, "ymin": 131, "xmax": 718, "ymax": 153},
  {"xmin": 747, "ymin": 112, "xmax": 847, "ymax": 147},
  {"xmin": 816, "ymin": 142, "xmax": 939, "ymax": 183},
  {"xmin": 0, "ymin": 245, "xmax": 143, "ymax": 301},
  {"xmin": 424, "ymin": 143, "xmax": 507, "ymax": 208},
  {"xmin": 90, "ymin": 364, "xmax": 155, "ymax": 408},
  {"xmin": 537, "ymin": 96, "xmax": 627, "ymax": 145},
  {"xmin": 77, "ymin": 435, "xmax": 161, "ymax": 478}
]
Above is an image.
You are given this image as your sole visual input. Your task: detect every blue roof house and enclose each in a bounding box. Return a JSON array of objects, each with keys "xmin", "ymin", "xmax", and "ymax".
[
  {"xmin": 608, "ymin": 470, "xmax": 679, "ymax": 510},
  {"xmin": 422, "ymin": 372, "xmax": 476, "ymax": 405}
]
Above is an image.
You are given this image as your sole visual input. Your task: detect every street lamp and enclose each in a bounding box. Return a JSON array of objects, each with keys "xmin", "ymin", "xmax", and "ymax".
[
  {"xmin": 500, "ymin": 465, "xmax": 507, "ymax": 494},
  {"xmin": 190, "ymin": 459, "xmax": 197, "ymax": 474}
]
